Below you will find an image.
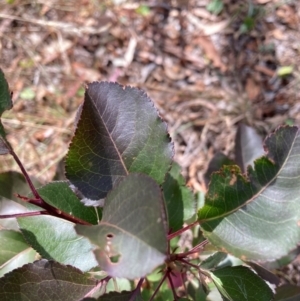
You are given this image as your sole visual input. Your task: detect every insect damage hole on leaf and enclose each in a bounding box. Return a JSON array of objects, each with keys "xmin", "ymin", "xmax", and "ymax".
[
  {"xmin": 105, "ymin": 233, "xmax": 121, "ymax": 263},
  {"xmin": 109, "ymin": 254, "xmax": 121, "ymax": 264}
]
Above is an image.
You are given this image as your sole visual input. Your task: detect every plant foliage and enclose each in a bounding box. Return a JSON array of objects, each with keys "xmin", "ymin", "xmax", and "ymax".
[{"xmin": 0, "ymin": 68, "xmax": 298, "ymax": 300}]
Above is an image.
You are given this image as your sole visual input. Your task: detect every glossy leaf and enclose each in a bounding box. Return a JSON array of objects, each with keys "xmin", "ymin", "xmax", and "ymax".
[
  {"xmin": 0, "ymin": 230, "xmax": 30, "ymax": 265},
  {"xmin": 76, "ymin": 173, "xmax": 168, "ymax": 279},
  {"xmin": 0, "ymin": 247, "xmax": 36, "ymax": 278},
  {"xmin": 235, "ymin": 123, "xmax": 264, "ymax": 172},
  {"xmin": 211, "ymin": 266, "xmax": 273, "ymax": 301},
  {"xmin": 0, "ymin": 199, "xmax": 29, "ymax": 230},
  {"xmin": 0, "ymin": 259, "xmax": 97, "ymax": 301},
  {"xmin": 37, "ymin": 181, "xmax": 102, "ymax": 224},
  {"xmin": 163, "ymin": 162, "xmax": 195, "ymax": 231},
  {"xmin": 0, "ymin": 68, "xmax": 12, "ymax": 140},
  {"xmin": 200, "ymin": 252, "xmax": 227, "ymax": 270},
  {"xmin": 65, "ymin": 82, "xmax": 173, "ymax": 200},
  {"xmin": 262, "ymin": 247, "xmax": 300, "ymax": 270},
  {"xmin": 0, "ymin": 229, "xmax": 37, "ymax": 277},
  {"xmin": 18, "ymin": 215, "xmax": 98, "ymax": 272},
  {"xmin": 199, "ymin": 126, "xmax": 300, "ymax": 261}
]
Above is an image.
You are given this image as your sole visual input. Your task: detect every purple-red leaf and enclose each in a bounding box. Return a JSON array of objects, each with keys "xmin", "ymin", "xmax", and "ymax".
[
  {"xmin": 65, "ymin": 82, "xmax": 173, "ymax": 200},
  {"xmin": 0, "ymin": 260, "xmax": 97, "ymax": 301}
]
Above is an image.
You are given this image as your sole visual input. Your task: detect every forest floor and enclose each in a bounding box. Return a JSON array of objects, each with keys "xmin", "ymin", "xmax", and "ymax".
[{"xmin": 0, "ymin": 0, "xmax": 300, "ymax": 286}]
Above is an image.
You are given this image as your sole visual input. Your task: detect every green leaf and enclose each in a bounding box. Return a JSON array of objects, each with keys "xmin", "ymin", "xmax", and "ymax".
[
  {"xmin": 0, "ymin": 199, "xmax": 29, "ymax": 230},
  {"xmin": 0, "ymin": 229, "xmax": 37, "ymax": 277},
  {"xmin": 198, "ymin": 126, "xmax": 300, "ymax": 261},
  {"xmin": 246, "ymin": 262, "xmax": 280, "ymax": 287},
  {"xmin": 187, "ymin": 280, "xmax": 208, "ymax": 301},
  {"xmin": 210, "ymin": 266, "xmax": 273, "ymax": 301},
  {"xmin": 277, "ymin": 66, "xmax": 293, "ymax": 77},
  {"xmin": 261, "ymin": 247, "xmax": 300, "ymax": 270},
  {"xmin": 136, "ymin": 4, "xmax": 150, "ymax": 16},
  {"xmin": 105, "ymin": 277, "xmax": 131, "ymax": 294},
  {"xmin": 206, "ymin": 0, "xmax": 224, "ymax": 15},
  {"xmin": 274, "ymin": 284, "xmax": 300, "ymax": 301},
  {"xmin": 0, "ymin": 171, "xmax": 39, "ymax": 202},
  {"xmin": 235, "ymin": 124, "xmax": 264, "ymax": 173},
  {"xmin": 0, "ymin": 230, "xmax": 30, "ymax": 265},
  {"xmin": 0, "ymin": 259, "xmax": 97, "ymax": 301},
  {"xmin": 20, "ymin": 87, "xmax": 35, "ymax": 100},
  {"xmin": 0, "ymin": 69, "xmax": 12, "ymax": 151},
  {"xmin": 0, "ymin": 171, "xmax": 41, "ymax": 230},
  {"xmin": 0, "ymin": 247, "xmax": 36, "ymax": 278},
  {"xmin": 83, "ymin": 290, "xmax": 144, "ymax": 301},
  {"xmin": 0, "ymin": 69, "xmax": 12, "ymax": 123},
  {"xmin": 18, "ymin": 215, "xmax": 98, "ymax": 272},
  {"xmin": 144, "ymin": 280, "xmax": 173, "ymax": 301},
  {"xmin": 163, "ymin": 162, "xmax": 195, "ymax": 231},
  {"xmin": 37, "ymin": 181, "xmax": 102, "ymax": 224},
  {"xmin": 204, "ymin": 152, "xmax": 235, "ymax": 188},
  {"xmin": 76, "ymin": 173, "xmax": 168, "ymax": 279},
  {"xmin": 200, "ymin": 252, "xmax": 227, "ymax": 270},
  {"xmin": 65, "ymin": 82, "xmax": 173, "ymax": 200}
]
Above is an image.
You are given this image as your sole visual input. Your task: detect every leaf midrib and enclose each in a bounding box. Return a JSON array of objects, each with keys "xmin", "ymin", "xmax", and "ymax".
[
  {"xmin": 99, "ymin": 221, "xmax": 166, "ymax": 254},
  {"xmin": 91, "ymin": 91, "xmax": 128, "ymax": 175},
  {"xmin": 202, "ymin": 129, "xmax": 299, "ymax": 222}
]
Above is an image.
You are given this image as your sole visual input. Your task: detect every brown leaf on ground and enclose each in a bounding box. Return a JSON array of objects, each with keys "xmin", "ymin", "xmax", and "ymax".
[
  {"xmin": 246, "ymin": 77, "xmax": 261, "ymax": 101},
  {"xmin": 254, "ymin": 65, "xmax": 276, "ymax": 77},
  {"xmin": 196, "ymin": 36, "xmax": 227, "ymax": 72},
  {"xmin": 276, "ymin": 5, "xmax": 299, "ymax": 29},
  {"xmin": 72, "ymin": 62, "xmax": 100, "ymax": 82}
]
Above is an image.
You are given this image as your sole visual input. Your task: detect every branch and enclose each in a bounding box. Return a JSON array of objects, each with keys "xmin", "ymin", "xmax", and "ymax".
[
  {"xmin": 168, "ymin": 220, "xmax": 199, "ymax": 240},
  {"xmin": 16, "ymin": 194, "xmax": 91, "ymax": 225},
  {"xmin": 0, "ymin": 211, "xmax": 48, "ymax": 219},
  {"xmin": 9, "ymin": 147, "xmax": 40, "ymax": 199},
  {"xmin": 3, "ymin": 147, "xmax": 91, "ymax": 225},
  {"xmin": 83, "ymin": 276, "xmax": 111, "ymax": 298},
  {"xmin": 128, "ymin": 278, "xmax": 144, "ymax": 301},
  {"xmin": 149, "ymin": 272, "xmax": 168, "ymax": 301},
  {"xmin": 167, "ymin": 271, "xmax": 178, "ymax": 301}
]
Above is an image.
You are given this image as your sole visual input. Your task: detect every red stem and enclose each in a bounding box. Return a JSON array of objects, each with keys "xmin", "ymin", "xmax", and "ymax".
[
  {"xmin": 83, "ymin": 276, "xmax": 111, "ymax": 298},
  {"xmin": 20, "ymin": 195, "xmax": 91, "ymax": 225},
  {"xmin": 0, "ymin": 211, "xmax": 48, "ymax": 218},
  {"xmin": 9, "ymin": 147, "xmax": 40, "ymax": 199},
  {"xmin": 167, "ymin": 271, "xmax": 178, "ymax": 301},
  {"xmin": 168, "ymin": 220, "xmax": 199, "ymax": 240},
  {"xmin": 149, "ymin": 272, "xmax": 168, "ymax": 301},
  {"xmin": 5, "ymin": 147, "xmax": 90, "ymax": 225},
  {"xmin": 175, "ymin": 240, "xmax": 209, "ymax": 258},
  {"xmin": 128, "ymin": 278, "xmax": 144, "ymax": 301}
]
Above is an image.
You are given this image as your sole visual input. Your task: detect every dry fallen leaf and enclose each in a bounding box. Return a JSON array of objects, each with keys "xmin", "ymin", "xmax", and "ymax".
[
  {"xmin": 246, "ymin": 77, "xmax": 261, "ymax": 101},
  {"xmin": 276, "ymin": 5, "xmax": 299, "ymax": 28},
  {"xmin": 197, "ymin": 36, "xmax": 227, "ymax": 72}
]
